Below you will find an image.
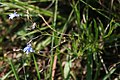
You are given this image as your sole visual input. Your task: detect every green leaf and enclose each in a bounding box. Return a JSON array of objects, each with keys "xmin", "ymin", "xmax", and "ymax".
[
  {"xmin": 93, "ymin": 19, "xmax": 98, "ymax": 41},
  {"xmin": 36, "ymin": 37, "xmax": 51, "ymax": 50},
  {"xmin": 104, "ymin": 20, "xmax": 116, "ymax": 38},
  {"xmin": 64, "ymin": 60, "xmax": 72, "ymax": 79}
]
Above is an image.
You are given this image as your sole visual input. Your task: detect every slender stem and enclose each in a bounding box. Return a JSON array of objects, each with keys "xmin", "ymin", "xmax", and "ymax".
[{"xmin": 51, "ymin": 0, "xmax": 58, "ymax": 80}]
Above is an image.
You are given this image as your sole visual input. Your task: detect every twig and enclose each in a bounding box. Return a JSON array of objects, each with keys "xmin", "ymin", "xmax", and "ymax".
[
  {"xmin": 98, "ymin": 52, "xmax": 108, "ymax": 74},
  {"xmin": 38, "ymin": 14, "xmax": 56, "ymax": 32},
  {"xmin": 52, "ymin": 55, "xmax": 57, "ymax": 80},
  {"xmin": 38, "ymin": 14, "xmax": 70, "ymax": 36},
  {"xmin": 98, "ymin": 52, "xmax": 111, "ymax": 80}
]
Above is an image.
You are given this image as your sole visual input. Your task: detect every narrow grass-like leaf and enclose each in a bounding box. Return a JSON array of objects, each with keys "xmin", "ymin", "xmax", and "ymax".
[
  {"xmin": 1, "ymin": 1, "xmax": 64, "ymax": 20},
  {"xmin": 32, "ymin": 53, "xmax": 41, "ymax": 80},
  {"xmin": 86, "ymin": 49, "xmax": 93, "ymax": 80},
  {"xmin": 79, "ymin": 0, "xmax": 110, "ymax": 20},
  {"xmin": 72, "ymin": 0, "xmax": 81, "ymax": 28},
  {"xmin": 98, "ymin": 19, "xmax": 104, "ymax": 36},
  {"xmin": 17, "ymin": 30, "xmax": 39, "ymax": 37},
  {"xmin": 1, "ymin": 2, "xmax": 25, "ymax": 10},
  {"xmin": 93, "ymin": 52, "xmax": 101, "ymax": 80},
  {"xmin": 93, "ymin": 19, "xmax": 98, "ymax": 41},
  {"xmin": 104, "ymin": 20, "xmax": 116, "ymax": 38},
  {"xmin": 1, "ymin": 70, "xmax": 12, "ymax": 80},
  {"xmin": 9, "ymin": 59, "xmax": 20, "ymax": 80},
  {"xmin": 103, "ymin": 68, "xmax": 116, "ymax": 80}
]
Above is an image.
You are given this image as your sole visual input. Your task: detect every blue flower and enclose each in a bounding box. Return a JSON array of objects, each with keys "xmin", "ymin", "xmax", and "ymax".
[
  {"xmin": 9, "ymin": 12, "xmax": 19, "ymax": 19},
  {"xmin": 23, "ymin": 44, "xmax": 34, "ymax": 54}
]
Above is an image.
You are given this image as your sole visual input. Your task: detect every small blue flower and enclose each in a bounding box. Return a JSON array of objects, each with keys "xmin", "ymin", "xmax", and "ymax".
[
  {"xmin": 23, "ymin": 44, "xmax": 34, "ymax": 54},
  {"xmin": 9, "ymin": 12, "xmax": 19, "ymax": 19}
]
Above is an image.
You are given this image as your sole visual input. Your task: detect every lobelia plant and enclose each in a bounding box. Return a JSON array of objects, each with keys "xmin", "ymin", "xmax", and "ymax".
[
  {"xmin": 23, "ymin": 43, "xmax": 34, "ymax": 54},
  {"xmin": 9, "ymin": 12, "xmax": 19, "ymax": 19},
  {"xmin": 0, "ymin": 0, "xmax": 118, "ymax": 79}
]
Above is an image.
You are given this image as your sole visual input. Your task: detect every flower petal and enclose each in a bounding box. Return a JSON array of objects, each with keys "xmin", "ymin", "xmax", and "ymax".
[
  {"xmin": 23, "ymin": 44, "xmax": 34, "ymax": 54},
  {"xmin": 9, "ymin": 12, "xmax": 19, "ymax": 19}
]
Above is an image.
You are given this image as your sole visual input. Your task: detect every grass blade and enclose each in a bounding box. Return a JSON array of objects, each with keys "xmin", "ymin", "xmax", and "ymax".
[
  {"xmin": 86, "ymin": 50, "xmax": 93, "ymax": 80},
  {"xmin": 9, "ymin": 59, "xmax": 20, "ymax": 80},
  {"xmin": 1, "ymin": 70, "xmax": 12, "ymax": 80},
  {"xmin": 32, "ymin": 53, "xmax": 41, "ymax": 80}
]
